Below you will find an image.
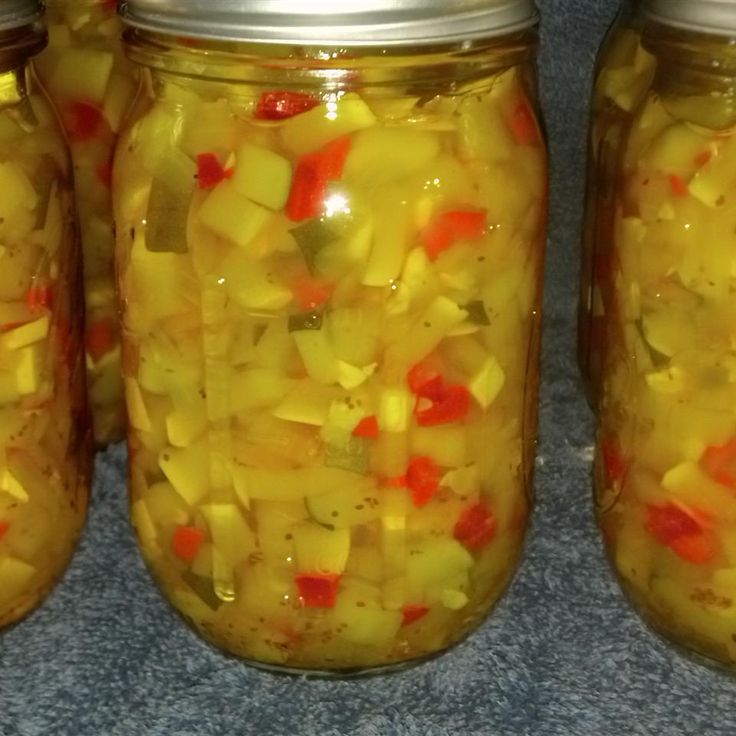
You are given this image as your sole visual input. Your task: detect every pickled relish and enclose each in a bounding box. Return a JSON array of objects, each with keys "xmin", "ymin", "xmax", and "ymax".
[
  {"xmin": 35, "ymin": 0, "xmax": 138, "ymax": 445},
  {"xmin": 595, "ymin": 22, "xmax": 736, "ymax": 666},
  {"xmin": 0, "ymin": 30, "xmax": 90, "ymax": 628},
  {"xmin": 115, "ymin": 43, "xmax": 547, "ymax": 671}
]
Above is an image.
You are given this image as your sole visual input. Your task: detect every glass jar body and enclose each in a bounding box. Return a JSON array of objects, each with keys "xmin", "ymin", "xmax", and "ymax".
[
  {"xmin": 115, "ymin": 30, "xmax": 547, "ymax": 673},
  {"xmin": 595, "ymin": 24, "xmax": 736, "ymax": 667},
  {"xmin": 35, "ymin": 0, "xmax": 138, "ymax": 446},
  {"xmin": 578, "ymin": 1, "xmax": 655, "ymax": 408},
  {"xmin": 0, "ymin": 28, "xmax": 91, "ymax": 629}
]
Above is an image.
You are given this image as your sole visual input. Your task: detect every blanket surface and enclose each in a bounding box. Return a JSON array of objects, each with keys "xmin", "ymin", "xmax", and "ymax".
[{"xmin": 2, "ymin": 1, "xmax": 734, "ymax": 734}]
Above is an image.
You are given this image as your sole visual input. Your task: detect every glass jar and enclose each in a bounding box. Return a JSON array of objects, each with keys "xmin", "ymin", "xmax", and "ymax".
[
  {"xmin": 34, "ymin": 0, "xmax": 138, "ymax": 446},
  {"xmin": 595, "ymin": 0, "xmax": 736, "ymax": 667},
  {"xmin": 115, "ymin": 0, "xmax": 547, "ymax": 673},
  {"xmin": 578, "ymin": 1, "xmax": 656, "ymax": 407},
  {"xmin": 0, "ymin": 1, "xmax": 91, "ymax": 629}
]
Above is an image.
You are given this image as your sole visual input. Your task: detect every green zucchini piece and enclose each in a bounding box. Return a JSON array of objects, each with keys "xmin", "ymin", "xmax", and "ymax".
[
  {"xmin": 288, "ymin": 310, "xmax": 323, "ymax": 333},
  {"xmin": 290, "ymin": 218, "xmax": 342, "ymax": 273},
  {"xmin": 325, "ymin": 436, "xmax": 369, "ymax": 475},
  {"xmin": 464, "ymin": 300, "xmax": 491, "ymax": 326},
  {"xmin": 306, "ymin": 484, "xmax": 382, "ymax": 530},
  {"xmin": 181, "ymin": 570, "xmax": 225, "ymax": 611}
]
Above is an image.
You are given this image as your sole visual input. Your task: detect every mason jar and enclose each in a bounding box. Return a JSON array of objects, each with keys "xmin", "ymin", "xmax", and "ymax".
[
  {"xmin": 34, "ymin": 0, "xmax": 138, "ymax": 446},
  {"xmin": 594, "ymin": 0, "xmax": 736, "ymax": 668},
  {"xmin": 578, "ymin": 0, "xmax": 655, "ymax": 407},
  {"xmin": 0, "ymin": 0, "xmax": 91, "ymax": 629},
  {"xmin": 115, "ymin": 0, "xmax": 548, "ymax": 673}
]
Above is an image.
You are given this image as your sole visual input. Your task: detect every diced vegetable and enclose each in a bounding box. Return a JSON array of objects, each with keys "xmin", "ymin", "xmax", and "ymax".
[
  {"xmin": 295, "ymin": 573, "xmax": 341, "ymax": 608},
  {"xmin": 172, "ymin": 525, "xmax": 205, "ymax": 562},
  {"xmin": 255, "ymin": 91, "xmax": 320, "ymax": 121},
  {"xmin": 453, "ymin": 503, "xmax": 497, "ymax": 551}
]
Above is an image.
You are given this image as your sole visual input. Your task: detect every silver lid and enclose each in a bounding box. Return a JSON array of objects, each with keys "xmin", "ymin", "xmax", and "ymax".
[
  {"xmin": 0, "ymin": 0, "xmax": 43, "ymax": 31},
  {"xmin": 119, "ymin": 0, "xmax": 539, "ymax": 46},
  {"xmin": 643, "ymin": 0, "xmax": 736, "ymax": 36}
]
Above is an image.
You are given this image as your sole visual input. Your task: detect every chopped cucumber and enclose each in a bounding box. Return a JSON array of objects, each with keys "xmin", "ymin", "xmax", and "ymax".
[
  {"xmin": 325, "ymin": 436, "xmax": 369, "ymax": 475},
  {"xmin": 344, "ymin": 128, "xmax": 440, "ymax": 186},
  {"xmin": 280, "ymin": 93, "xmax": 376, "ymax": 156},
  {"xmin": 159, "ymin": 442, "xmax": 210, "ymax": 506},
  {"xmin": 230, "ymin": 368, "xmax": 290, "ymax": 415},
  {"xmin": 293, "ymin": 522, "xmax": 350, "ymax": 573},
  {"xmin": 468, "ymin": 355, "xmax": 506, "ymax": 409},
  {"xmin": 197, "ymin": 181, "xmax": 273, "ymax": 250},
  {"xmin": 290, "ymin": 218, "xmax": 343, "ymax": 274},
  {"xmin": 200, "ymin": 503, "xmax": 257, "ymax": 567},
  {"xmin": 145, "ymin": 178, "xmax": 192, "ymax": 254},
  {"xmin": 272, "ymin": 380, "xmax": 339, "ymax": 426},
  {"xmin": 406, "ymin": 539, "xmax": 473, "ymax": 594},
  {"xmin": 231, "ymin": 142, "xmax": 292, "ymax": 211},
  {"xmin": 411, "ymin": 425, "xmax": 467, "ymax": 468},
  {"xmin": 306, "ymin": 485, "xmax": 382, "ymax": 530},
  {"xmin": 378, "ymin": 386, "xmax": 412, "ymax": 433},
  {"xmin": 333, "ymin": 587, "xmax": 402, "ymax": 647},
  {"xmin": 292, "ymin": 326, "xmax": 339, "ymax": 385},
  {"xmin": 362, "ymin": 188, "xmax": 411, "ymax": 287}
]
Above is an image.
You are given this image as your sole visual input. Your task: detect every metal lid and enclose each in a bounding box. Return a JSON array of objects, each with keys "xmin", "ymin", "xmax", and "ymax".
[
  {"xmin": 119, "ymin": 0, "xmax": 539, "ymax": 46},
  {"xmin": 0, "ymin": 0, "xmax": 43, "ymax": 31},
  {"xmin": 642, "ymin": 0, "xmax": 736, "ymax": 36}
]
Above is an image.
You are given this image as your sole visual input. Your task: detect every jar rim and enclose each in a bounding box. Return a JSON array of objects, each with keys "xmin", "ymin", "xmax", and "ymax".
[
  {"xmin": 642, "ymin": 0, "xmax": 736, "ymax": 37},
  {"xmin": 0, "ymin": 0, "xmax": 42, "ymax": 32},
  {"xmin": 119, "ymin": 0, "xmax": 539, "ymax": 47}
]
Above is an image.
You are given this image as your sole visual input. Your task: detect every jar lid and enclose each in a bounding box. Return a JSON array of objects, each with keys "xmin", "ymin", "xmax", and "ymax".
[
  {"xmin": 119, "ymin": 0, "xmax": 539, "ymax": 46},
  {"xmin": 643, "ymin": 0, "xmax": 736, "ymax": 36},
  {"xmin": 0, "ymin": 0, "xmax": 43, "ymax": 31}
]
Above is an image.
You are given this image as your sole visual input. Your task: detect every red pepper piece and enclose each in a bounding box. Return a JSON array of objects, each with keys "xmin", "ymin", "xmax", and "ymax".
[
  {"xmin": 295, "ymin": 573, "xmax": 341, "ymax": 608},
  {"xmin": 86, "ymin": 319, "xmax": 115, "ymax": 362},
  {"xmin": 318, "ymin": 136, "xmax": 352, "ymax": 180},
  {"xmin": 406, "ymin": 456, "xmax": 440, "ymax": 508},
  {"xmin": 292, "ymin": 276, "xmax": 333, "ymax": 311},
  {"xmin": 601, "ymin": 436, "xmax": 628, "ymax": 484},
  {"xmin": 171, "ymin": 525, "xmax": 205, "ymax": 562},
  {"xmin": 196, "ymin": 153, "xmax": 233, "ymax": 190},
  {"xmin": 401, "ymin": 604, "xmax": 430, "ymax": 627},
  {"xmin": 286, "ymin": 136, "xmax": 353, "ymax": 222},
  {"xmin": 415, "ymin": 385, "xmax": 471, "ymax": 427},
  {"xmin": 647, "ymin": 504, "xmax": 718, "ymax": 564},
  {"xmin": 0, "ymin": 520, "xmax": 9, "ymax": 540},
  {"xmin": 421, "ymin": 209, "xmax": 488, "ymax": 261},
  {"xmin": 668, "ymin": 174, "xmax": 688, "ymax": 198},
  {"xmin": 701, "ymin": 439, "xmax": 736, "ymax": 489},
  {"xmin": 353, "ymin": 415, "xmax": 379, "ymax": 439},
  {"xmin": 255, "ymin": 91, "xmax": 320, "ymax": 121},
  {"xmin": 26, "ymin": 283, "xmax": 54, "ymax": 313},
  {"xmin": 509, "ymin": 99, "xmax": 540, "ymax": 146},
  {"xmin": 645, "ymin": 504, "xmax": 701, "ymax": 547},
  {"xmin": 286, "ymin": 154, "xmax": 327, "ymax": 221},
  {"xmin": 443, "ymin": 210, "xmax": 487, "ymax": 240},
  {"xmin": 407, "ymin": 363, "xmax": 445, "ymax": 401},
  {"xmin": 454, "ymin": 502, "xmax": 497, "ymax": 551},
  {"xmin": 67, "ymin": 101, "xmax": 104, "ymax": 141},
  {"xmin": 670, "ymin": 533, "xmax": 718, "ymax": 565}
]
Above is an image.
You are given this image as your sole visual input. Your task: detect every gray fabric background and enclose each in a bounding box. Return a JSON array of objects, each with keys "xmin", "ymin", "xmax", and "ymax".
[{"xmin": 3, "ymin": 1, "xmax": 735, "ymax": 733}]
